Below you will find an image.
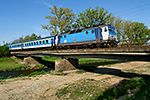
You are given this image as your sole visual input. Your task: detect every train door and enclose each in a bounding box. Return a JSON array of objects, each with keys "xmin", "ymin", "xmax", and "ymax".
[
  {"xmin": 51, "ymin": 38, "xmax": 53, "ymax": 46},
  {"xmin": 102, "ymin": 26, "xmax": 109, "ymax": 40},
  {"xmin": 95, "ymin": 28, "xmax": 102, "ymax": 40},
  {"xmin": 55, "ymin": 36, "xmax": 58, "ymax": 46}
]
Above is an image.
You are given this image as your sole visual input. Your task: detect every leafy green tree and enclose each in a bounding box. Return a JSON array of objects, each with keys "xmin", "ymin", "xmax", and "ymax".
[
  {"xmin": 111, "ymin": 16, "xmax": 123, "ymax": 41},
  {"xmin": 74, "ymin": 6, "xmax": 114, "ymax": 29},
  {"xmin": 30, "ymin": 33, "xmax": 41, "ymax": 40},
  {"xmin": 121, "ymin": 20, "xmax": 150, "ymax": 44},
  {"xmin": 24, "ymin": 35, "xmax": 30, "ymax": 42},
  {"xmin": 132, "ymin": 22, "xmax": 149, "ymax": 39},
  {"xmin": 41, "ymin": 5, "xmax": 76, "ymax": 35},
  {"xmin": 11, "ymin": 33, "xmax": 41, "ymax": 44},
  {"xmin": 122, "ymin": 20, "xmax": 133, "ymax": 40}
]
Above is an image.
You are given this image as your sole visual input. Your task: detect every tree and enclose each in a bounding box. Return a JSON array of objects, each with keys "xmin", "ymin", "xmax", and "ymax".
[
  {"xmin": 0, "ymin": 45, "xmax": 9, "ymax": 58},
  {"xmin": 111, "ymin": 16, "xmax": 123, "ymax": 41},
  {"xmin": 122, "ymin": 20, "xmax": 133, "ymax": 40},
  {"xmin": 30, "ymin": 33, "xmax": 41, "ymax": 40},
  {"xmin": 132, "ymin": 22, "xmax": 149, "ymax": 39},
  {"xmin": 41, "ymin": 5, "xmax": 76, "ymax": 35},
  {"xmin": 74, "ymin": 6, "xmax": 114, "ymax": 29},
  {"xmin": 11, "ymin": 33, "xmax": 41, "ymax": 44}
]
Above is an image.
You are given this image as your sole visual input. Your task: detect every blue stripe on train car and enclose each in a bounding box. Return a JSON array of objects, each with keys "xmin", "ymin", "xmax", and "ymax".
[{"xmin": 59, "ymin": 29, "xmax": 97, "ymax": 44}]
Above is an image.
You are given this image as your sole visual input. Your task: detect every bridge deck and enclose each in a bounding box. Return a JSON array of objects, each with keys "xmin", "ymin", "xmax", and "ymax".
[{"xmin": 11, "ymin": 46, "xmax": 150, "ymax": 61}]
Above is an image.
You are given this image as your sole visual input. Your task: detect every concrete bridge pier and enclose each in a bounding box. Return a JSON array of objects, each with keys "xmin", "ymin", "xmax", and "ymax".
[
  {"xmin": 55, "ymin": 58, "xmax": 78, "ymax": 71},
  {"xmin": 23, "ymin": 56, "xmax": 42, "ymax": 65}
]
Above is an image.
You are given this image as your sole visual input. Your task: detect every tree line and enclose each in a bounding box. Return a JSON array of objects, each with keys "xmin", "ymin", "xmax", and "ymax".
[
  {"xmin": 42, "ymin": 5, "xmax": 150, "ymax": 42},
  {"xmin": 11, "ymin": 33, "xmax": 41, "ymax": 44},
  {"xmin": 0, "ymin": 33, "xmax": 41, "ymax": 58}
]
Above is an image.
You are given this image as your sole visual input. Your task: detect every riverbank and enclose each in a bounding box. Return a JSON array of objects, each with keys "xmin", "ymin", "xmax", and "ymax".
[
  {"xmin": 0, "ymin": 61, "xmax": 150, "ymax": 100},
  {"xmin": 0, "ymin": 58, "xmax": 47, "ymax": 73},
  {"xmin": 0, "ymin": 57, "xmax": 110, "ymax": 73}
]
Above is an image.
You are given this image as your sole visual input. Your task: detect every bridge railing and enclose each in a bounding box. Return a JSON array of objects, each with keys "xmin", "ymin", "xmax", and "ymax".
[{"xmin": 117, "ymin": 38, "xmax": 150, "ymax": 47}]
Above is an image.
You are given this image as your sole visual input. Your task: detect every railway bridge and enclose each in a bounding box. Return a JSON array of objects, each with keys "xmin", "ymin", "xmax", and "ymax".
[{"xmin": 11, "ymin": 46, "xmax": 150, "ymax": 71}]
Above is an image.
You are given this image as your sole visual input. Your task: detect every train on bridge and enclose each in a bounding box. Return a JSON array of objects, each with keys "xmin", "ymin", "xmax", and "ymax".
[{"xmin": 7, "ymin": 25, "xmax": 118, "ymax": 50}]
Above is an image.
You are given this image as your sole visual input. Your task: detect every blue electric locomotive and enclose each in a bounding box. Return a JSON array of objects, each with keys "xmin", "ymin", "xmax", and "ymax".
[
  {"xmin": 58, "ymin": 25, "xmax": 117, "ymax": 47},
  {"xmin": 8, "ymin": 25, "xmax": 117, "ymax": 50}
]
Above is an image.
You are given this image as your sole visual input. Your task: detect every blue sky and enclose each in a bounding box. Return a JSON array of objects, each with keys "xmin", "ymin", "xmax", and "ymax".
[{"xmin": 0, "ymin": 0, "xmax": 150, "ymax": 45}]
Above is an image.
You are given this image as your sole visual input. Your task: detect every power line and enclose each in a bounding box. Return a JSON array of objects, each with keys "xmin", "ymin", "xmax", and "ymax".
[
  {"xmin": 118, "ymin": 5, "xmax": 150, "ymax": 16},
  {"xmin": 114, "ymin": 2, "xmax": 150, "ymax": 15}
]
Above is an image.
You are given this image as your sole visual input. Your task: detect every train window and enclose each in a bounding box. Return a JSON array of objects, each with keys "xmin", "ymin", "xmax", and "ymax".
[
  {"xmin": 40, "ymin": 41, "xmax": 41, "ymax": 44},
  {"xmin": 104, "ymin": 28, "xmax": 107, "ymax": 32},
  {"xmin": 31, "ymin": 42, "xmax": 33, "ymax": 45},
  {"xmin": 43, "ymin": 40, "xmax": 45, "ymax": 44},
  {"xmin": 109, "ymin": 28, "xmax": 112, "ymax": 32},
  {"xmin": 86, "ymin": 31, "xmax": 88, "ymax": 35},
  {"xmin": 61, "ymin": 36, "xmax": 63, "ymax": 38},
  {"xmin": 91, "ymin": 30, "xmax": 94, "ymax": 34},
  {"xmin": 64, "ymin": 35, "xmax": 66, "ymax": 38},
  {"xmin": 46, "ymin": 40, "xmax": 48, "ymax": 43}
]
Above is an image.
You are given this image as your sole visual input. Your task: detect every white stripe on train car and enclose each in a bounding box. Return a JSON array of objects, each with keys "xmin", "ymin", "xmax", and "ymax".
[
  {"xmin": 10, "ymin": 47, "xmax": 22, "ymax": 50},
  {"xmin": 23, "ymin": 44, "xmax": 52, "ymax": 49}
]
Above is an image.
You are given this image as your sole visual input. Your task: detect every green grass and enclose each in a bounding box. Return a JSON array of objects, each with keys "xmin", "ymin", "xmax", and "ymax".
[
  {"xmin": 96, "ymin": 76, "xmax": 150, "ymax": 100},
  {"xmin": 0, "ymin": 58, "xmax": 23, "ymax": 69},
  {"xmin": 79, "ymin": 58, "xmax": 108, "ymax": 64},
  {"xmin": 56, "ymin": 76, "xmax": 150, "ymax": 100},
  {"xmin": 76, "ymin": 69, "xmax": 86, "ymax": 73},
  {"xmin": 27, "ymin": 71, "xmax": 46, "ymax": 77},
  {"xmin": 42, "ymin": 57, "xmax": 61, "ymax": 62},
  {"xmin": 42, "ymin": 57, "xmax": 110, "ymax": 64},
  {"xmin": 56, "ymin": 79, "xmax": 109, "ymax": 100}
]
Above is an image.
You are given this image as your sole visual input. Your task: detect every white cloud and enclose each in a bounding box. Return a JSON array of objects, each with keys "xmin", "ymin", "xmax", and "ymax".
[
  {"xmin": 42, "ymin": 1, "xmax": 52, "ymax": 7},
  {"xmin": 28, "ymin": 0, "xmax": 52, "ymax": 7}
]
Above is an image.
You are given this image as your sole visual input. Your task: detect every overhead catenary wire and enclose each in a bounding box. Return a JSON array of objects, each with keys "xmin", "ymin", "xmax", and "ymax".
[{"xmin": 114, "ymin": 2, "xmax": 150, "ymax": 16}]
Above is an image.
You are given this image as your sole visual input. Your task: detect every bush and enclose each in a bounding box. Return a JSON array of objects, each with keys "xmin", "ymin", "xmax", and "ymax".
[{"xmin": 0, "ymin": 45, "xmax": 10, "ymax": 58}]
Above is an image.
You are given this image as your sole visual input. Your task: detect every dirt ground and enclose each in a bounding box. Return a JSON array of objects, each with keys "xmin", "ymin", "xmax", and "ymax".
[{"xmin": 0, "ymin": 61, "xmax": 150, "ymax": 100}]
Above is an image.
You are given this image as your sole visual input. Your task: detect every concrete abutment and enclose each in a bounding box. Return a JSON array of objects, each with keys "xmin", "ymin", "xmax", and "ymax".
[{"xmin": 55, "ymin": 58, "xmax": 78, "ymax": 71}]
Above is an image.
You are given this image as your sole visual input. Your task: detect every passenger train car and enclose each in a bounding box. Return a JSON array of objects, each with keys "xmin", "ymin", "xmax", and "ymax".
[
  {"xmin": 7, "ymin": 25, "xmax": 117, "ymax": 50},
  {"xmin": 8, "ymin": 36, "xmax": 57, "ymax": 50}
]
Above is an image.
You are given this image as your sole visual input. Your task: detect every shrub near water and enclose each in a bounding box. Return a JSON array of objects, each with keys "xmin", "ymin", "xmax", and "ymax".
[{"xmin": 27, "ymin": 71, "xmax": 46, "ymax": 77}]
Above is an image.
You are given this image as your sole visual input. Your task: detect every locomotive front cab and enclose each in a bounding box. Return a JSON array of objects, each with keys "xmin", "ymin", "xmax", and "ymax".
[
  {"xmin": 108, "ymin": 26, "xmax": 117, "ymax": 41},
  {"xmin": 100, "ymin": 26, "xmax": 117, "ymax": 41}
]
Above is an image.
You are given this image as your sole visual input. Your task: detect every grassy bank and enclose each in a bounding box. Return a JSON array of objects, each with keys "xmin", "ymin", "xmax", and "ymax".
[
  {"xmin": 55, "ymin": 76, "xmax": 150, "ymax": 100},
  {"xmin": 0, "ymin": 58, "xmax": 44, "ymax": 72},
  {"xmin": 0, "ymin": 58, "xmax": 22, "ymax": 69}
]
